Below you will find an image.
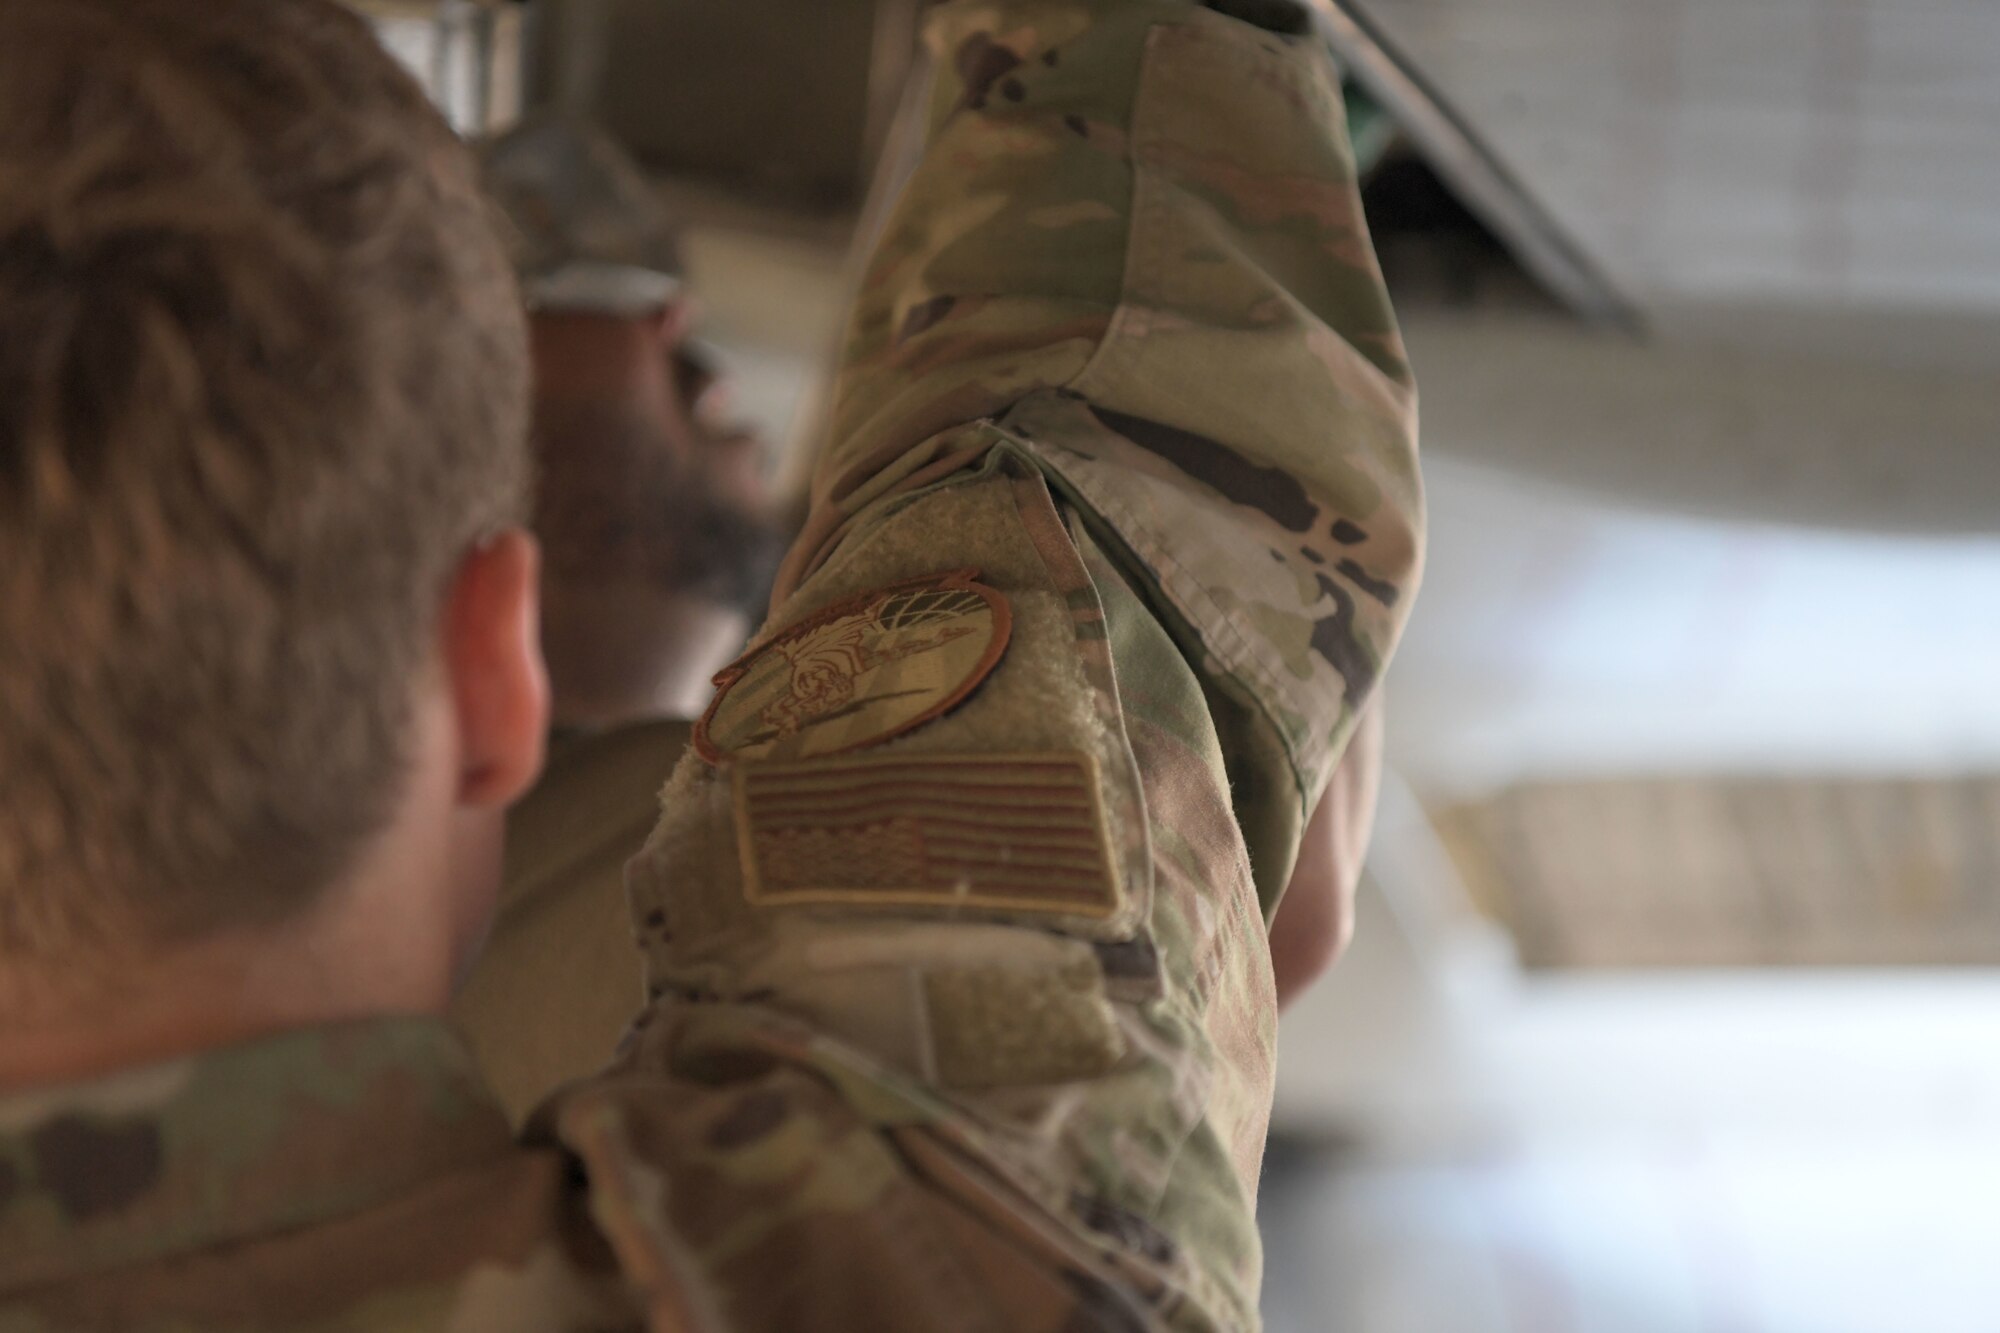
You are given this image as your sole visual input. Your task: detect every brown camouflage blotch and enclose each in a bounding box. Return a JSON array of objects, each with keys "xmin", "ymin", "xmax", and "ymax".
[
  {"xmin": 28, "ymin": 1115, "xmax": 162, "ymax": 1220},
  {"xmin": 1336, "ymin": 557, "xmax": 1401, "ymax": 608},
  {"xmin": 955, "ymin": 33, "xmax": 1025, "ymax": 114},
  {"xmin": 1308, "ymin": 574, "xmax": 1376, "ymax": 703},
  {"xmin": 898, "ymin": 294, "xmax": 959, "ymax": 345},
  {"xmin": 1201, "ymin": 0, "xmax": 1314, "ymax": 36},
  {"xmin": 1091, "ymin": 936, "xmax": 1160, "ymax": 982},
  {"xmin": 1071, "ymin": 1194, "xmax": 1177, "ymax": 1266},
  {"xmin": 1086, "ymin": 406, "xmax": 1317, "ymax": 533}
]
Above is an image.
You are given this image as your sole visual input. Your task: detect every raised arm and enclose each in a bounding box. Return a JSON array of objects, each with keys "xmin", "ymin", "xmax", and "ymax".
[
  {"xmin": 551, "ymin": 4, "xmax": 1423, "ymax": 1328},
  {"xmin": 785, "ymin": 0, "xmax": 1422, "ymax": 910}
]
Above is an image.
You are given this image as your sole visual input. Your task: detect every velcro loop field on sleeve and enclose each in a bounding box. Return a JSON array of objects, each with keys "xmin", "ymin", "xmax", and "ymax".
[{"xmin": 924, "ymin": 962, "xmax": 1126, "ymax": 1090}]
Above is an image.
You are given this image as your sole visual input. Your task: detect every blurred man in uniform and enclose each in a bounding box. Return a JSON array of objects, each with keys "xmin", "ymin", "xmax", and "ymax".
[
  {"xmin": 0, "ymin": 1, "xmax": 1419, "ymax": 1330},
  {"xmin": 480, "ymin": 116, "xmax": 781, "ymax": 727},
  {"xmin": 452, "ymin": 119, "xmax": 786, "ymax": 1116}
]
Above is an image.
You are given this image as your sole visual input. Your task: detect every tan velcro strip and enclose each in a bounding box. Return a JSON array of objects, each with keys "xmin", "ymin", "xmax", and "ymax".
[
  {"xmin": 925, "ymin": 962, "xmax": 1127, "ymax": 1089},
  {"xmin": 734, "ymin": 751, "xmax": 1123, "ymax": 920}
]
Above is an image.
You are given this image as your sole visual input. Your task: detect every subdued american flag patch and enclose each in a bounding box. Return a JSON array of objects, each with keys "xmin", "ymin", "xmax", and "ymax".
[{"xmin": 733, "ymin": 751, "xmax": 1123, "ymax": 919}]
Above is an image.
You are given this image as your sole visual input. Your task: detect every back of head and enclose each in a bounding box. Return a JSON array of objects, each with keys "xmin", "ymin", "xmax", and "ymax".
[{"xmin": 0, "ymin": 0, "xmax": 528, "ymax": 960}]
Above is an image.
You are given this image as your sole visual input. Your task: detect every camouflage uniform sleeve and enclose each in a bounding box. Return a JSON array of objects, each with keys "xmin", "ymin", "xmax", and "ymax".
[
  {"xmin": 552, "ymin": 3, "xmax": 1421, "ymax": 1330},
  {"xmin": 778, "ymin": 0, "xmax": 1423, "ymax": 909}
]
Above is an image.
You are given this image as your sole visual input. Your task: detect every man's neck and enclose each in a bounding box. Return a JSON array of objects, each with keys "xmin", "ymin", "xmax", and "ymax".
[
  {"xmin": 0, "ymin": 870, "xmax": 462, "ymax": 1094},
  {"xmin": 0, "ymin": 962, "xmax": 328, "ymax": 1092}
]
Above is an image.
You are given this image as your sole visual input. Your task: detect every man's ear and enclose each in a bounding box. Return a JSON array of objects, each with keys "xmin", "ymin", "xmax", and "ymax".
[{"xmin": 443, "ymin": 528, "xmax": 550, "ymax": 808}]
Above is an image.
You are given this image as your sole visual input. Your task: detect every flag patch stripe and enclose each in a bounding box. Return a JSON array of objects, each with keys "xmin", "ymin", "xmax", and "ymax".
[
  {"xmin": 746, "ymin": 792, "xmax": 1097, "ymax": 818},
  {"xmin": 748, "ymin": 800, "xmax": 1104, "ymax": 832}
]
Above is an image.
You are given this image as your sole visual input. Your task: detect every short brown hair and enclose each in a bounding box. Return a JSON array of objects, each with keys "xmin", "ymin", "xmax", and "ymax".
[{"xmin": 0, "ymin": 0, "xmax": 529, "ymax": 956}]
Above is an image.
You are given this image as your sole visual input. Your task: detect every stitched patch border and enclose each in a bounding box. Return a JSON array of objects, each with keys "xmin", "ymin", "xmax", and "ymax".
[
  {"xmin": 734, "ymin": 751, "xmax": 1124, "ymax": 920},
  {"xmin": 695, "ymin": 568, "xmax": 1012, "ymax": 765}
]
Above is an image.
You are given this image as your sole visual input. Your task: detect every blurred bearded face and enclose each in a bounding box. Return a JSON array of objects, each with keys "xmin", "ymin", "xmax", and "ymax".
[{"xmin": 528, "ymin": 309, "xmax": 786, "ymax": 722}]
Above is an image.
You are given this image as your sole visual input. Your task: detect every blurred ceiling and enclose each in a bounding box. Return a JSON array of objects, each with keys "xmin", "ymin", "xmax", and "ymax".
[
  {"xmin": 1325, "ymin": 0, "xmax": 2000, "ymax": 534},
  {"xmin": 1355, "ymin": 0, "xmax": 2000, "ymax": 360}
]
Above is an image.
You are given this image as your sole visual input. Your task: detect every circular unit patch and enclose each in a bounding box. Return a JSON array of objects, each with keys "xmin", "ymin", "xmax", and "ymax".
[{"xmin": 695, "ymin": 568, "xmax": 1011, "ymax": 764}]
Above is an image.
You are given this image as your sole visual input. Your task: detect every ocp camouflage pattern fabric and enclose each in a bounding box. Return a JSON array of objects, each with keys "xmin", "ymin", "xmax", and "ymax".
[
  {"xmin": 0, "ymin": 1, "xmax": 1420, "ymax": 1328},
  {"xmin": 0, "ymin": 1023, "xmax": 637, "ymax": 1332},
  {"xmin": 782, "ymin": 0, "xmax": 1421, "ymax": 909}
]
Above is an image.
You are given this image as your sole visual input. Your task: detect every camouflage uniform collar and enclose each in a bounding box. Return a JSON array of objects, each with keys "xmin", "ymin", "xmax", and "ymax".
[{"xmin": 0, "ymin": 1017, "xmax": 515, "ymax": 1295}]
